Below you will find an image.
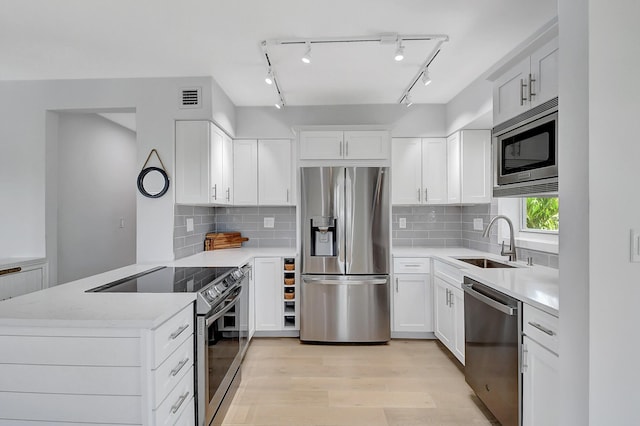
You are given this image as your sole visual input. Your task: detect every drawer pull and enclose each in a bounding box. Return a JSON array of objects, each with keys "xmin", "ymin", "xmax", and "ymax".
[
  {"xmin": 171, "ymin": 391, "xmax": 189, "ymax": 414},
  {"xmin": 169, "ymin": 324, "xmax": 189, "ymax": 340},
  {"xmin": 402, "ymin": 264, "xmax": 422, "ymax": 267},
  {"xmin": 528, "ymin": 321, "xmax": 555, "ymax": 336},
  {"xmin": 170, "ymin": 358, "xmax": 190, "ymax": 377}
]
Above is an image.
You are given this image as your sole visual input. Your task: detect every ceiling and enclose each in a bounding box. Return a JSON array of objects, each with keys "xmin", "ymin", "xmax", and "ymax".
[{"xmin": 0, "ymin": 0, "xmax": 557, "ymax": 106}]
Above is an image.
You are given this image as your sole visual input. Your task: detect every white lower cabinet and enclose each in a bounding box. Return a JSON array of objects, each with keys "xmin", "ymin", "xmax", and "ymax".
[
  {"xmin": 432, "ymin": 260, "xmax": 465, "ymax": 364},
  {"xmin": 522, "ymin": 304, "xmax": 559, "ymax": 426},
  {"xmin": 254, "ymin": 257, "xmax": 282, "ymax": 331},
  {"xmin": 392, "ymin": 258, "xmax": 432, "ymax": 334},
  {"xmin": 0, "ymin": 303, "xmax": 196, "ymax": 425},
  {"xmin": 0, "ymin": 260, "xmax": 48, "ymax": 301}
]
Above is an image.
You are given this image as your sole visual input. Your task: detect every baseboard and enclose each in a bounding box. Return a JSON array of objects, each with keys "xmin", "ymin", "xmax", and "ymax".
[{"xmin": 391, "ymin": 331, "xmax": 437, "ymax": 339}]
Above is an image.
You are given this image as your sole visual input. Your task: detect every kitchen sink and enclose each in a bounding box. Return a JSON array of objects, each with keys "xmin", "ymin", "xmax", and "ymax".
[{"xmin": 455, "ymin": 257, "xmax": 516, "ymax": 269}]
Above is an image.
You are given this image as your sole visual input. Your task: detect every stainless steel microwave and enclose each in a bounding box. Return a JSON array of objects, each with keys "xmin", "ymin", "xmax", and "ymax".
[{"xmin": 493, "ymin": 97, "xmax": 558, "ymax": 197}]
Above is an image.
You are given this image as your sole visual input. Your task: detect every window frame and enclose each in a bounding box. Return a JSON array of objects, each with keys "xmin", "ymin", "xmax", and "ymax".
[{"xmin": 520, "ymin": 197, "xmax": 559, "ymax": 235}]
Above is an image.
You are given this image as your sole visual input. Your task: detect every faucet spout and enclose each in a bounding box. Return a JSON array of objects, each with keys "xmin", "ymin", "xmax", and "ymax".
[{"xmin": 482, "ymin": 215, "xmax": 517, "ymax": 262}]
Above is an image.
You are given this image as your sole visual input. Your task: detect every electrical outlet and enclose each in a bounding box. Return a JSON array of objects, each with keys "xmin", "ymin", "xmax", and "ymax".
[
  {"xmin": 186, "ymin": 217, "xmax": 194, "ymax": 232},
  {"xmin": 119, "ymin": 218, "xmax": 125, "ymax": 229},
  {"xmin": 473, "ymin": 218, "xmax": 483, "ymax": 231},
  {"xmin": 631, "ymin": 229, "xmax": 640, "ymax": 262},
  {"xmin": 264, "ymin": 217, "xmax": 275, "ymax": 228},
  {"xmin": 399, "ymin": 218, "xmax": 407, "ymax": 229}
]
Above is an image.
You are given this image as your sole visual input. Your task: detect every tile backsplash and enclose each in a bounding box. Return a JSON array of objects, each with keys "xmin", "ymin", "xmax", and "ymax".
[
  {"xmin": 214, "ymin": 206, "xmax": 296, "ymax": 249},
  {"xmin": 173, "ymin": 205, "xmax": 216, "ymax": 260},
  {"xmin": 392, "ymin": 206, "xmax": 464, "ymax": 248}
]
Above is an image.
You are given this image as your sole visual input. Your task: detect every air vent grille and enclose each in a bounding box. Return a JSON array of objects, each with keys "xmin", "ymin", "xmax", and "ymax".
[
  {"xmin": 493, "ymin": 179, "xmax": 558, "ymax": 198},
  {"xmin": 180, "ymin": 88, "xmax": 201, "ymax": 108}
]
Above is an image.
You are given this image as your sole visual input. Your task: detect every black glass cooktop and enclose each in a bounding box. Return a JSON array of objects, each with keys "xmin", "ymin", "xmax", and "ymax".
[{"xmin": 87, "ymin": 266, "xmax": 235, "ymax": 294}]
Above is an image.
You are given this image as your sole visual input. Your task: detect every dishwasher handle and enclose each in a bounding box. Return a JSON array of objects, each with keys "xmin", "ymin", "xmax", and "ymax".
[{"xmin": 462, "ymin": 283, "xmax": 517, "ymax": 316}]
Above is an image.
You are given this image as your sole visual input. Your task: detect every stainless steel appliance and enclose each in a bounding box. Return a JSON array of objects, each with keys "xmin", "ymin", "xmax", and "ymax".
[
  {"xmin": 88, "ymin": 265, "xmax": 250, "ymax": 426},
  {"xmin": 463, "ymin": 277, "xmax": 522, "ymax": 426},
  {"xmin": 300, "ymin": 166, "xmax": 390, "ymax": 343},
  {"xmin": 493, "ymin": 97, "xmax": 558, "ymax": 197}
]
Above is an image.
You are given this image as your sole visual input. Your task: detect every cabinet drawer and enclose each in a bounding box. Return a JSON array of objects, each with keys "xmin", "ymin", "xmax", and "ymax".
[
  {"xmin": 523, "ymin": 304, "xmax": 558, "ymax": 354},
  {"xmin": 393, "ymin": 257, "xmax": 430, "ymax": 274},
  {"xmin": 150, "ymin": 304, "xmax": 194, "ymax": 368},
  {"xmin": 433, "ymin": 260, "xmax": 463, "ymax": 285},
  {"xmin": 153, "ymin": 365, "xmax": 194, "ymax": 426},
  {"xmin": 174, "ymin": 397, "xmax": 196, "ymax": 426},
  {"xmin": 152, "ymin": 335, "xmax": 194, "ymax": 408}
]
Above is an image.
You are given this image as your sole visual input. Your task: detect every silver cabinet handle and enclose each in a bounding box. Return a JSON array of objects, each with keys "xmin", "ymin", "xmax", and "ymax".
[
  {"xmin": 402, "ymin": 264, "xmax": 422, "ymax": 267},
  {"xmin": 528, "ymin": 73, "xmax": 536, "ymax": 101},
  {"xmin": 445, "ymin": 289, "xmax": 450, "ymax": 306},
  {"xmin": 170, "ymin": 391, "xmax": 189, "ymax": 414},
  {"xmin": 528, "ymin": 321, "xmax": 555, "ymax": 336},
  {"xmin": 346, "ymin": 141, "xmax": 349, "ymax": 156},
  {"xmin": 425, "ymin": 188, "xmax": 428, "ymax": 203},
  {"xmin": 170, "ymin": 358, "xmax": 190, "ymax": 377},
  {"xmin": 169, "ymin": 324, "xmax": 189, "ymax": 340},
  {"xmin": 395, "ymin": 277, "xmax": 399, "ymax": 292},
  {"xmin": 520, "ymin": 78, "xmax": 528, "ymax": 105},
  {"xmin": 339, "ymin": 141, "xmax": 343, "ymax": 157},
  {"xmin": 212, "ymin": 184, "xmax": 217, "ymax": 200},
  {"xmin": 286, "ymin": 189, "xmax": 289, "ymax": 202},
  {"xmin": 450, "ymin": 290, "xmax": 454, "ymax": 307},
  {"xmin": 226, "ymin": 187, "xmax": 230, "ymax": 201},
  {"xmin": 521, "ymin": 343, "xmax": 529, "ymax": 373},
  {"xmin": 417, "ymin": 188, "xmax": 421, "ymax": 202}
]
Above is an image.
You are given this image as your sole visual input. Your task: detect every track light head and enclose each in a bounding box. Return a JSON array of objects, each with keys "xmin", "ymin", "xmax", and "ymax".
[
  {"xmin": 422, "ymin": 68, "xmax": 432, "ymax": 86},
  {"xmin": 404, "ymin": 94, "xmax": 413, "ymax": 107},
  {"xmin": 394, "ymin": 41, "xmax": 405, "ymax": 61},
  {"xmin": 275, "ymin": 102, "xmax": 283, "ymax": 109},
  {"xmin": 301, "ymin": 42, "xmax": 312, "ymax": 64},
  {"xmin": 265, "ymin": 70, "xmax": 273, "ymax": 85}
]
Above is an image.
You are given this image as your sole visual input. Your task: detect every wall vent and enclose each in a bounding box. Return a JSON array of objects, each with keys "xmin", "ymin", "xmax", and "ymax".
[{"xmin": 180, "ymin": 87, "xmax": 201, "ymax": 108}]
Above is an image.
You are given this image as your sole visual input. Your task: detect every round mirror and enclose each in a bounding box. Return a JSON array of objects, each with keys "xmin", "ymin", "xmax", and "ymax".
[{"xmin": 137, "ymin": 167, "xmax": 169, "ymax": 198}]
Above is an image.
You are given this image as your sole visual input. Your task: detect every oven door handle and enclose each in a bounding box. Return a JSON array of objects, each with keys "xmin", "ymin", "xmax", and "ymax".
[
  {"xmin": 205, "ymin": 291, "xmax": 242, "ymax": 327},
  {"xmin": 462, "ymin": 283, "xmax": 517, "ymax": 316}
]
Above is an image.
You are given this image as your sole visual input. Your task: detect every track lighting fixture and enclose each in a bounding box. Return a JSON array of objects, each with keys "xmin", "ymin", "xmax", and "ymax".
[
  {"xmin": 274, "ymin": 102, "xmax": 282, "ymax": 109},
  {"xmin": 394, "ymin": 40, "xmax": 405, "ymax": 62},
  {"xmin": 265, "ymin": 69, "xmax": 273, "ymax": 85},
  {"xmin": 422, "ymin": 68, "xmax": 432, "ymax": 86},
  {"xmin": 301, "ymin": 42, "xmax": 312, "ymax": 64},
  {"xmin": 404, "ymin": 94, "xmax": 413, "ymax": 107}
]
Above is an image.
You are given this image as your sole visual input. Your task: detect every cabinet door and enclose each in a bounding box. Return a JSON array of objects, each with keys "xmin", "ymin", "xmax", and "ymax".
[
  {"xmin": 233, "ymin": 140, "xmax": 258, "ymax": 205},
  {"xmin": 493, "ymin": 57, "xmax": 530, "ymax": 125},
  {"xmin": 0, "ymin": 266, "xmax": 45, "ymax": 301},
  {"xmin": 343, "ymin": 131, "xmax": 389, "ymax": 160},
  {"xmin": 222, "ymin": 134, "xmax": 233, "ymax": 205},
  {"xmin": 254, "ymin": 258, "xmax": 282, "ymax": 331},
  {"xmin": 433, "ymin": 277, "xmax": 453, "ymax": 348},
  {"xmin": 522, "ymin": 337, "xmax": 559, "ymax": 426},
  {"xmin": 299, "ymin": 131, "xmax": 343, "ymax": 159},
  {"xmin": 451, "ymin": 286, "xmax": 465, "ymax": 364},
  {"xmin": 422, "ymin": 138, "xmax": 448, "ymax": 204},
  {"xmin": 460, "ymin": 130, "xmax": 491, "ymax": 204},
  {"xmin": 175, "ymin": 121, "xmax": 210, "ymax": 204},
  {"xmin": 392, "ymin": 274, "xmax": 432, "ymax": 332},
  {"xmin": 209, "ymin": 123, "xmax": 225, "ymax": 204},
  {"xmin": 530, "ymin": 37, "xmax": 559, "ymax": 108},
  {"xmin": 391, "ymin": 138, "xmax": 422, "ymax": 205},
  {"xmin": 258, "ymin": 140, "xmax": 292, "ymax": 205},
  {"xmin": 446, "ymin": 133, "xmax": 461, "ymax": 204},
  {"xmin": 248, "ymin": 265, "xmax": 256, "ymax": 339}
]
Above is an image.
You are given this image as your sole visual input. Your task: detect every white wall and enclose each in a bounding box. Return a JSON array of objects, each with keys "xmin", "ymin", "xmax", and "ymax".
[
  {"xmin": 57, "ymin": 113, "xmax": 137, "ymax": 284},
  {"xmin": 0, "ymin": 77, "xmax": 235, "ymax": 269},
  {"xmin": 235, "ymin": 104, "xmax": 447, "ymax": 139},
  {"xmin": 560, "ymin": 0, "xmax": 640, "ymax": 424},
  {"xmin": 445, "ymin": 74, "xmax": 493, "ymax": 135}
]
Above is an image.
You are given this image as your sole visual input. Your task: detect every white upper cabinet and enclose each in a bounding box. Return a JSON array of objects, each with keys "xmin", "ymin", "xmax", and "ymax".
[
  {"xmin": 175, "ymin": 120, "xmax": 232, "ymax": 205},
  {"xmin": 447, "ymin": 130, "xmax": 491, "ymax": 205},
  {"xmin": 258, "ymin": 139, "xmax": 294, "ymax": 205},
  {"xmin": 492, "ymin": 37, "xmax": 559, "ymax": 125},
  {"xmin": 299, "ymin": 130, "xmax": 389, "ymax": 160},
  {"xmin": 392, "ymin": 138, "xmax": 447, "ymax": 205},
  {"xmin": 233, "ymin": 140, "xmax": 258, "ymax": 205}
]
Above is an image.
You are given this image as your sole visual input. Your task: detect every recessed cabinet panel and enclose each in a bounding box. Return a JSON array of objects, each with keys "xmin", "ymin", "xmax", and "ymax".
[
  {"xmin": 392, "ymin": 274, "xmax": 432, "ymax": 332},
  {"xmin": 258, "ymin": 140, "xmax": 292, "ymax": 205},
  {"xmin": 299, "ymin": 131, "xmax": 344, "ymax": 159},
  {"xmin": 522, "ymin": 336, "xmax": 559, "ymax": 426},
  {"xmin": 233, "ymin": 140, "xmax": 258, "ymax": 205},
  {"xmin": 175, "ymin": 121, "xmax": 210, "ymax": 204},
  {"xmin": 391, "ymin": 138, "xmax": 422, "ymax": 204},
  {"xmin": 422, "ymin": 138, "xmax": 448, "ymax": 204},
  {"xmin": 460, "ymin": 130, "xmax": 491, "ymax": 204},
  {"xmin": 254, "ymin": 257, "xmax": 282, "ymax": 331},
  {"xmin": 530, "ymin": 38, "xmax": 559, "ymax": 108},
  {"xmin": 493, "ymin": 58, "xmax": 530, "ymax": 125},
  {"xmin": 446, "ymin": 133, "xmax": 461, "ymax": 204},
  {"xmin": 344, "ymin": 130, "xmax": 389, "ymax": 159}
]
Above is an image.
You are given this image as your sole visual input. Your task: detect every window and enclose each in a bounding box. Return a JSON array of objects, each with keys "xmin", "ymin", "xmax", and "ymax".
[{"xmin": 522, "ymin": 197, "xmax": 559, "ymax": 233}]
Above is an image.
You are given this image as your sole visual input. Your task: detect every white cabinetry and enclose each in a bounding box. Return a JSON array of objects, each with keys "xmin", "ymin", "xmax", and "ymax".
[
  {"xmin": 392, "ymin": 138, "xmax": 447, "ymax": 205},
  {"xmin": 176, "ymin": 120, "xmax": 233, "ymax": 205},
  {"xmin": 522, "ymin": 304, "xmax": 559, "ymax": 426},
  {"xmin": 392, "ymin": 258, "xmax": 432, "ymax": 334},
  {"xmin": 446, "ymin": 130, "xmax": 491, "ymax": 204},
  {"xmin": 0, "ymin": 303, "xmax": 196, "ymax": 425},
  {"xmin": 0, "ymin": 260, "xmax": 47, "ymax": 301},
  {"xmin": 258, "ymin": 140, "xmax": 294, "ymax": 205},
  {"xmin": 492, "ymin": 37, "xmax": 559, "ymax": 125},
  {"xmin": 433, "ymin": 260, "xmax": 465, "ymax": 364},
  {"xmin": 254, "ymin": 257, "xmax": 282, "ymax": 331},
  {"xmin": 233, "ymin": 139, "xmax": 258, "ymax": 205},
  {"xmin": 299, "ymin": 130, "xmax": 389, "ymax": 160}
]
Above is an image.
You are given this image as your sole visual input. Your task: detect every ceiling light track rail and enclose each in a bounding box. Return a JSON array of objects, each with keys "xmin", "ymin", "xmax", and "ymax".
[{"xmin": 398, "ymin": 39, "xmax": 446, "ymax": 105}]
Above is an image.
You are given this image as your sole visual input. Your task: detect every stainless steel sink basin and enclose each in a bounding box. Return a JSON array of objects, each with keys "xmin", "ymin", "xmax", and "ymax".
[{"xmin": 455, "ymin": 257, "xmax": 516, "ymax": 269}]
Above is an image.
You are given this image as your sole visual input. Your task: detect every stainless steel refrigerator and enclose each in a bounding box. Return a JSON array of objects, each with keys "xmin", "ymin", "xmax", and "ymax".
[{"xmin": 300, "ymin": 166, "xmax": 390, "ymax": 343}]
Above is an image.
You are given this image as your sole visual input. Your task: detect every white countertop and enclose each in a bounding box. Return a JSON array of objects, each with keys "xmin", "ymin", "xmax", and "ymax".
[
  {"xmin": 171, "ymin": 247, "xmax": 297, "ymax": 268},
  {"xmin": 393, "ymin": 247, "xmax": 559, "ymax": 316}
]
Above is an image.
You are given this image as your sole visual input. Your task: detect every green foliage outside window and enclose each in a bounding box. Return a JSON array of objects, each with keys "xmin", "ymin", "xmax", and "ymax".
[{"xmin": 525, "ymin": 197, "xmax": 559, "ymax": 231}]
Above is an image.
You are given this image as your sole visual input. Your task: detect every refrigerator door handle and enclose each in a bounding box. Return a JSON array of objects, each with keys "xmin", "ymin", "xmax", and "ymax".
[{"xmin": 336, "ymin": 168, "xmax": 346, "ymax": 273}]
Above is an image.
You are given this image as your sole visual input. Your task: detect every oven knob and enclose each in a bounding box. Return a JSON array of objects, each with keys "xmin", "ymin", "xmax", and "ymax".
[{"xmin": 207, "ymin": 289, "xmax": 218, "ymax": 300}]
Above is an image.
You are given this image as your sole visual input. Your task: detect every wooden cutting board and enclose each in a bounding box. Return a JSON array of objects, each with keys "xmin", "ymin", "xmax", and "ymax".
[{"xmin": 204, "ymin": 232, "xmax": 249, "ymax": 250}]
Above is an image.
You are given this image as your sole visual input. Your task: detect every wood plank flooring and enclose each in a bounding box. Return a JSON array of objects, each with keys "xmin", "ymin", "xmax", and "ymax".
[{"xmin": 222, "ymin": 338, "xmax": 499, "ymax": 426}]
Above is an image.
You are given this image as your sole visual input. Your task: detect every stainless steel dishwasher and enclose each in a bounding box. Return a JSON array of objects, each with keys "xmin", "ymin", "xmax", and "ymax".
[{"xmin": 463, "ymin": 277, "xmax": 522, "ymax": 426}]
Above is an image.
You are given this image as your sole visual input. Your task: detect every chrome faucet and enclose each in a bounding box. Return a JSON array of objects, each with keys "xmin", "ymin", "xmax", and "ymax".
[{"xmin": 482, "ymin": 215, "xmax": 517, "ymax": 262}]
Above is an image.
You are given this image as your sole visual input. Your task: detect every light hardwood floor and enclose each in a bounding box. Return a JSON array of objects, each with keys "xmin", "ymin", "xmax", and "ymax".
[{"xmin": 222, "ymin": 338, "xmax": 499, "ymax": 426}]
